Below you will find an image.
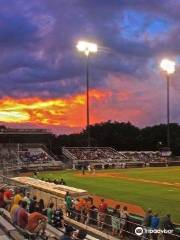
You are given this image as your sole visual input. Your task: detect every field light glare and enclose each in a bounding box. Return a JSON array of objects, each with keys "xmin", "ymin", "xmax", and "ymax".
[
  {"xmin": 76, "ymin": 41, "xmax": 98, "ymax": 56},
  {"xmin": 160, "ymin": 59, "xmax": 176, "ymax": 74}
]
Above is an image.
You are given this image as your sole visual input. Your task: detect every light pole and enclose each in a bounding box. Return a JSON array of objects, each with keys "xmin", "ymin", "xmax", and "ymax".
[
  {"xmin": 77, "ymin": 41, "xmax": 98, "ymax": 147},
  {"xmin": 160, "ymin": 59, "xmax": 175, "ymax": 150}
]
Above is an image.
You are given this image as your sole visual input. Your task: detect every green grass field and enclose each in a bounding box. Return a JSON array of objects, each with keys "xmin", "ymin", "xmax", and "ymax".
[{"xmin": 37, "ymin": 167, "xmax": 180, "ymax": 223}]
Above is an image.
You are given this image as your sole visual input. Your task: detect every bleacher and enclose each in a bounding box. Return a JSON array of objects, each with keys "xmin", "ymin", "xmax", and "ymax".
[
  {"xmin": 62, "ymin": 147, "xmax": 128, "ymax": 168},
  {"xmin": 0, "ymin": 144, "xmax": 64, "ymax": 172},
  {"xmin": 62, "ymin": 147, "xmax": 170, "ymax": 169},
  {"xmin": 119, "ymin": 151, "xmax": 166, "ymax": 162}
]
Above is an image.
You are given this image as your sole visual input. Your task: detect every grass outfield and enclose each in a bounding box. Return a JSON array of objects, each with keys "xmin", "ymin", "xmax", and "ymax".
[{"xmin": 37, "ymin": 167, "xmax": 180, "ymax": 223}]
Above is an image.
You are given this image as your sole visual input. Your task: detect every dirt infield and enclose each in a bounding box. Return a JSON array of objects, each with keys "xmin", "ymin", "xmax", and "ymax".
[
  {"xmin": 92, "ymin": 195, "xmax": 145, "ymax": 216},
  {"xmin": 75, "ymin": 172, "xmax": 180, "ymax": 188}
]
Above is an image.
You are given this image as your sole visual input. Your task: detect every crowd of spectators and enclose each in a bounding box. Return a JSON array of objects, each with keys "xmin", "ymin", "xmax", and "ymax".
[
  {"xmin": 66, "ymin": 147, "xmax": 126, "ymax": 161},
  {"xmin": 65, "ymin": 147, "xmax": 167, "ymax": 165},
  {"xmin": 63, "ymin": 191, "xmax": 176, "ymax": 240},
  {"xmin": 0, "ymin": 182, "xmax": 178, "ymax": 240},
  {"xmin": 19, "ymin": 150, "xmax": 49, "ymax": 164},
  {"xmin": 0, "ymin": 186, "xmax": 87, "ymax": 240},
  {"xmin": 120, "ymin": 151, "xmax": 166, "ymax": 163}
]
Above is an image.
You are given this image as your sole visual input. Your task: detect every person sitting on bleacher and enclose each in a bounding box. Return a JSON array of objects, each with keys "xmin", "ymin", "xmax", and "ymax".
[
  {"xmin": 74, "ymin": 229, "xmax": 87, "ymax": 240},
  {"xmin": 37, "ymin": 198, "xmax": 45, "ymax": 214},
  {"xmin": 17, "ymin": 201, "xmax": 28, "ymax": 229},
  {"xmin": 60, "ymin": 225, "xmax": 75, "ymax": 240},
  {"xmin": 26, "ymin": 211, "xmax": 47, "ymax": 236},
  {"xmin": 52, "ymin": 208, "xmax": 64, "ymax": 228},
  {"xmin": 3, "ymin": 187, "xmax": 13, "ymax": 210},
  {"xmin": 29, "ymin": 195, "xmax": 38, "ymax": 213},
  {"xmin": 23, "ymin": 192, "xmax": 31, "ymax": 212},
  {"xmin": 10, "ymin": 200, "xmax": 22, "ymax": 224},
  {"xmin": 0, "ymin": 188, "xmax": 5, "ymax": 208},
  {"xmin": 12, "ymin": 188, "xmax": 24, "ymax": 207}
]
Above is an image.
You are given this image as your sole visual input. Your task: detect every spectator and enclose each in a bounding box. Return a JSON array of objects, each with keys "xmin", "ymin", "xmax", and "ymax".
[
  {"xmin": 0, "ymin": 188, "xmax": 5, "ymax": 208},
  {"xmin": 17, "ymin": 201, "xmax": 28, "ymax": 228},
  {"xmin": 65, "ymin": 192, "xmax": 72, "ymax": 217},
  {"xmin": 26, "ymin": 211, "xmax": 47, "ymax": 236},
  {"xmin": 37, "ymin": 199, "xmax": 45, "ymax": 214},
  {"xmin": 141, "ymin": 208, "xmax": 153, "ymax": 240},
  {"xmin": 23, "ymin": 192, "xmax": 31, "ymax": 212},
  {"xmin": 79, "ymin": 198, "xmax": 86, "ymax": 223},
  {"xmin": 54, "ymin": 179, "xmax": 58, "ymax": 184},
  {"xmin": 47, "ymin": 202, "xmax": 54, "ymax": 224},
  {"xmin": 75, "ymin": 199, "xmax": 81, "ymax": 221},
  {"xmin": 85, "ymin": 197, "xmax": 94, "ymax": 225},
  {"xmin": 74, "ymin": 229, "xmax": 87, "ymax": 240},
  {"xmin": 150, "ymin": 213, "xmax": 160, "ymax": 240},
  {"xmin": 52, "ymin": 208, "xmax": 64, "ymax": 228},
  {"xmin": 143, "ymin": 209, "xmax": 153, "ymax": 227},
  {"xmin": 33, "ymin": 171, "xmax": 38, "ymax": 178},
  {"xmin": 112, "ymin": 204, "xmax": 121, "ymax": 236},
  {"xmin": 158, "ymin": 214, "xmax": 174, "ymax": 240},
  {"xmin": 13, "ymin": 189, "xmax": 23, "ymax": 206},
  {"xmin": 29, "ymin": 196, "xmax": 37, "ymax": 213},
  {"xmin": 120, "ymin": 206, "xmax": 129, "ymax": 238},
  {"xmin": 60, "ymin": 178, "xmax": 66, "ymax": 185},
  {"xmin": 159, "ymin": 214, "xmax": 174, "ymax": 230},
  {"xmin": 3, "ymin": 187, "xmax": 13, "ymax": 210},
  {"xmin": 11, "ymin": 200, "xmax": 22, "ymax": 225},
  {"xmin": 60, "ymin": 225, "xmax": 75, "ymax": 240},
  {"xmin": 98, "ymin": 199, "xmax": 108, "ymax": 229},
  {"xmin": 151, "ymin": 213, "xmax": 160, "ymax": 229}
]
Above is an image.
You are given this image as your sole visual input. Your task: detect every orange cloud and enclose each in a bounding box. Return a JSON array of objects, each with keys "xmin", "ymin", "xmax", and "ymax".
[{"xmin": 0, "ymin": 89, "xmax": 110, "ymax": 128}]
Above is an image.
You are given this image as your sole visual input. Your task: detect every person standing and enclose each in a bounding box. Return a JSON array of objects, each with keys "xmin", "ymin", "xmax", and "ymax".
[
  {"xmin": 47, "ymin": 202, "xmax": 54, "ymax": 224},
  {"xmin": 112, "ymin": 205, "xmax": 121, "ymax": 236},
  {"xmin": 65, "ymin": 192, "xmax": 72, "ymax": 217},
  {"xmin": 120, "ymin": 206, "xmax": 129, "ymax": 238},
  {"xmin": 98, "ymin": 199, "xmax": 108, "ymax": 229},
  {"xmin": 17, "ymin": 201, "xmax": 28, "ymax": 229},
  {"xmin": 26, "ymin": 211, "xmax": 47, "ymax": 236},
  {"xmin": 29, "ymin": 196, "xmax": 37, "ymax": 213},
  {"xmin": 0, "ymin": 189, "xmax": 5, "ymax": 208},
  {"xmin": 150, "ymin": 213, "xmax": 160, "ymax": 240},
  {"xmin": 23, "ymin": 192, "xmax": 31, "ymax": 212}
]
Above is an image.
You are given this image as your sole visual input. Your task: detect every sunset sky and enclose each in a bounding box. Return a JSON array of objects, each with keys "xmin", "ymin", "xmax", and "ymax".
[{"xmin": 0, "ymin": 0, "xmax": 180, "ymax": 134}]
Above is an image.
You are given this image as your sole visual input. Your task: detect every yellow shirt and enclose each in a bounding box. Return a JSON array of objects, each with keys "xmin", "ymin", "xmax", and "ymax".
[{"xmin": 13, "ymin": 194, "xmax": 23, "ymax": 205}]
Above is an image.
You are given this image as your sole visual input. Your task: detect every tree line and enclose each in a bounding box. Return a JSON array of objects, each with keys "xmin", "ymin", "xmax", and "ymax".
[{"xmin": 52, "ymin": 121, "xmax": 180, "ymax": 156}]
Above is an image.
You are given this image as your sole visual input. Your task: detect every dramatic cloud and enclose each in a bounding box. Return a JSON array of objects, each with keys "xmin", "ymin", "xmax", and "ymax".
[{"xmin": 0, "ymin": 0, "xmax": 180, "ymax": 133}]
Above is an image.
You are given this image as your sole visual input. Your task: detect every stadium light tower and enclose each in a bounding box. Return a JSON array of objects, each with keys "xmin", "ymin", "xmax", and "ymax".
[
  {"xmin": 160, "ymin": 58, "xmax": 176, "ymax": 151},
  {"xmin": 76, "ymin": 41, "xmax": 98, "ymax": 147}
]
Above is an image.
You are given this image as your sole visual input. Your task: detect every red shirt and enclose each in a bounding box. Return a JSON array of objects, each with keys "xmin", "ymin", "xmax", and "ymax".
[
  {"xmin": 17, "ymin": 208, "xmax": 28, "ymax": 228},
  {"xmin": 99, "ymin": 202, "xmax": 107, "ymax": 213},
  {"xmin": 26, "ymin": 212, "xmax": 46, "ymax": 232},
  {"xmin": 4, "ymin": 190, "xmax": 12, "ymax": 200}
]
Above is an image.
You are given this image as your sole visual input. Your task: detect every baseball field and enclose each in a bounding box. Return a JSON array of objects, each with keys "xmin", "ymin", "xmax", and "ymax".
[{"xmin": 37, "ymin": 167, "xmax": 180, "ymax": 223}]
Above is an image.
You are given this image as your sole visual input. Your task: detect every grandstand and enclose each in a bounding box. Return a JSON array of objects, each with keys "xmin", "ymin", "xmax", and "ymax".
[
  {"xmin": 0, "ymin": 143, "xmax": 63, "ymax": 176},
  {"xmin": 119, "ymin": 151, "xmax": 166, "ymax": 162},
  {"xmin": 62, "ymin": 147, "xmax": 170, "ymax": 169}
]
